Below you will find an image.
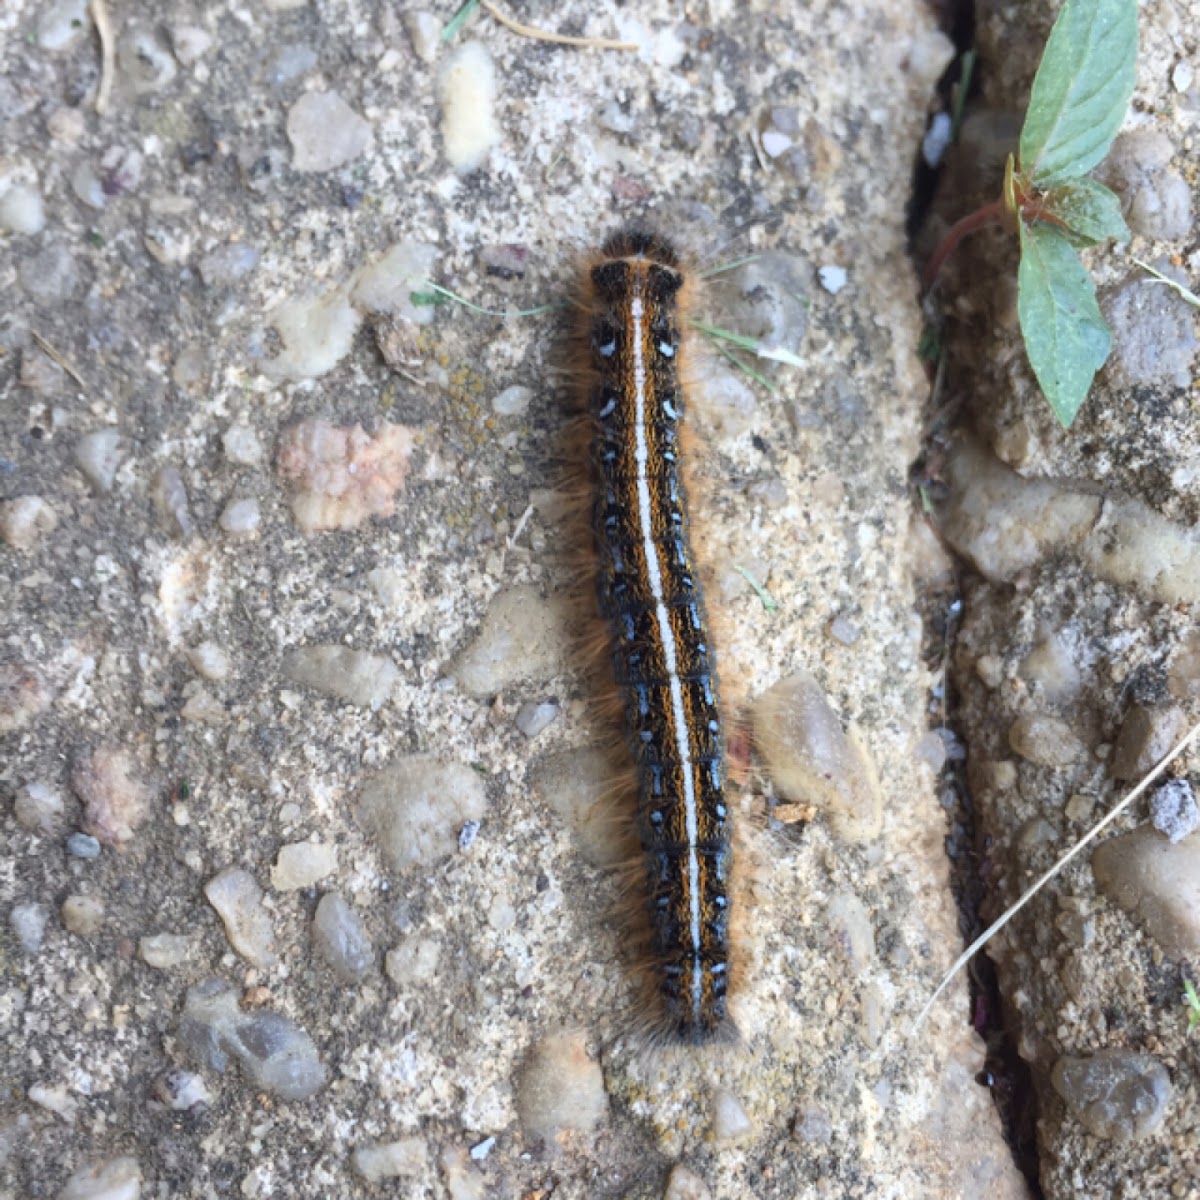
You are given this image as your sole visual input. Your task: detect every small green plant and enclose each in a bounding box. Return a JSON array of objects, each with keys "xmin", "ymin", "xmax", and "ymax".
[
  {"xmin": 1185, "ymin": 979, "xmax": 1200, "ymax": 1036},
  {"xmin": 925, "ymin": 0, "xmax": 1138, "ymax": 428}
]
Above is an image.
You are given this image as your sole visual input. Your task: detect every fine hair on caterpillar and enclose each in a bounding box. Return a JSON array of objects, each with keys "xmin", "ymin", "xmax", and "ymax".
[{"xmin": 569, "ymin": 225, "xmax": 743, "ymax": 1046}]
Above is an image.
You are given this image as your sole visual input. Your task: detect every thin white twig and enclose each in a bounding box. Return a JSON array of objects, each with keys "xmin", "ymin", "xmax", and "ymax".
[
  {"xmin": 90, "ymin": 0, "xmax": 116, "ymax": 116},
  {"xmin": 1132, "ymin": 257, "xmax": 1200, "ymax": 309},
  {"xmin": 912, "ymin": 718, "xmax": 1200, "ymax": 1032},
  {"xmin": 506, "ymin": 502, "xmax": 534, "ymax": 550}
]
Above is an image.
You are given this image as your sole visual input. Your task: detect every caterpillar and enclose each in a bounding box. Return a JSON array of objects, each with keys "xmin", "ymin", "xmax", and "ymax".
[{"xmin": 581, "ymin": 227, "xmax": 734, "ymax": 1044}]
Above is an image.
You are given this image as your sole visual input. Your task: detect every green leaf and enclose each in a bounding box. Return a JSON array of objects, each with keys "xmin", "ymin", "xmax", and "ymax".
[
  {"xmin": 442, "ymin": 0, "xmax": 481, "ymax": 42},
  {"xmin": 1019, "ymin": 0, "xmax": 1138, "ymax": 189},
  {"xmin": 1017, "ymin": 220, "xmax": 1112, "ymax": 427},
  {"xmin": 1043, "ymin": 176, "xmax": 1130, "ymax": 247}
]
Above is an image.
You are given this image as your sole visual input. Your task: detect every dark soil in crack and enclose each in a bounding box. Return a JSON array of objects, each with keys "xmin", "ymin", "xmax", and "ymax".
[{"xmin": 908, "ymin": 6, "xmax": 1044, "ymax": 1192}]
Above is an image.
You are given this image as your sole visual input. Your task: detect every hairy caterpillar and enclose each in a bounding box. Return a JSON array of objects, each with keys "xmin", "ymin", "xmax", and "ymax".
[{"xmin": 579, "ymin": 227, "xmax": 734, "ymax": 1044}]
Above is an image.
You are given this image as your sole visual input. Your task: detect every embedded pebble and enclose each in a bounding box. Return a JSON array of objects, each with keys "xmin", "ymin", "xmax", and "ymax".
[
  {"xmin": 698, "ymin": 367, "xmax": 756, "ymax": 437},
  {"xmin": 181, "ymin": 688, "xmax": 225, "ymax": 723},
  {"xmin": 222, "ymin": 424, "xmax": 263, "ymax": 466},
  {"xmin": 14, "ymin": 781, "xmax": 65, "ymax": 833},
  {"xmin": 171, "ymin": 25, "xmax": 213, "ymax": 64},
  {"xmin": 826, "ymin": 892, "xmax": 876, "ymax": 973},
  {"xmin": 198, "ymin": 243, "xmax": 260, "ymax": 288},
  {"xmin": 481, "ymin": 242, "xmax": 530, "ymax": 279},
  {"xmin": 922, "ymin": 110, "xmax": 953, "ymax": 169},
  {"xmin": 219, "ymin": 497, "xmax": 261, "ymax": 535},
  {"xmin": 58, "ymin": 1156, "xmax": 142, "ymax": 1200},
  {"xmin": 818, "ymin": 264, "xmax": 847, "ymax": 294},
  {"xmin": 515, "ymin": 700, "xmax": 560, "ymax": 738},
  {"xmin": 747, "ymin": 476, "xmax": 788, "ymax": 509},
  {"xmin": 0, "ymin": 185, "xmax": 46, "ymax": 235},
  {"xmin": 262, "ymin": 288, "xmax": 362, "ymax": 381},
  {"xmin": 452, "ymin": 585, "xmax": 567, "ymax": 696},
  {"xmin": 188, "ymin": 642, "xmax": 232, "ymax": 682},
  {"xmin": 276, "ymin": 419, "xmax": 415, "ymax": 531},
  {"xmin": 1149, "ymin": 778, "xmax": 1199, "ymax": 844},
  {"xmin": 1168, "ymin": 631, "xmax": 1200, "ymax": 700},
  {"xmin": 154, "ymin": 1070, "xmax": 211, "ymax": 1111},
  {"xmin": 139, "ymin": 933, "xmax": 192, "ymax": 969},
  {"xmin": 71, "ymin": 161, "xmax": 107, "ymax": 210},
  {"xmin": 19, "ymin": 349, "xmax": 65, "ymax": 395},
  {"xmin": 516, "ymin": 1029, "xmax": 607, "ymax": 1141},
  {"xmin": 755, "ymin": 672, "xmax": 883, "ymax": 842},
  {"xmin": 404, "ymin": 11, "xmax": 441, "ymax": 62},
  {"xmin": 385, "ymin": 936, "xmax": 441, "ymax": 984},
  {"xmin": 271, "ymin": 841, "xmax": 338, "ymax": 890},
  {"xmin": 72, "ymin": 747, "xmax": 152, "ymax": 849},
  {"xmin": 351, "ymin": 1138, "xmax": 429, "ymax": 1184},
  {"xmin": 352, "ymin": 241, "xmax": 440, "ymax": 324},
  {"xmin": 61, "ymin": 894, "xmax": 105, "ymax": 935},
  {"xmin": 1019, "ymin": 633, "xmax": 1080, "ymax": 702},
  {"xmin": 151, "ymin": 466, "xmax": 193, "ymax": 538},
  {"xmin": 1103, "ymin": 129, "xmax": 1192, "ymax": 241},
  {"xmin": 826, "ymin": 615, "xmax": 860, "ymax": 646},
  {"xmin": 29, "ymin": 1083, "xmax": 78, "ymax": 1123},
  {"xmin": 438, "ymin": 42, "xmax": 500, "ymax": 173},
  {"xmin": 441, "ymin": 1147, "xmax": 487, "ymax": 1200},
  {"xmin": 49, "ymin": 106, "xmax": 86, "ymax": 144},
  {"xmin": 1065, "ymin": 793, "xmax": 1096, "ymax": 823},
  {"xmin": 10, "ymin": 902, "xmax": 49, "ymax": 952},
  {"xmin": 1102, "ymin": 272, "xmax": 1197, "ymax": 388},
  {"xmin": 173, "ymin": 345, "xmax": 209, "ymax": 391},
  {"xmin": 1173, "ymin": 61, "xmax": 1195, "ymax": 92},
  {"xmin": 721, "ymin": 253, "xmax": 809, "ymax": 362},
  {"xmin": 98, "ymin": 145, "xmax": 143, "ymax": 196},
  {"xmin": 1093, "ymin": 824, "xmax": 1200, "ymax": 955},
  {"xmin": 119, "ymin": 26, "xmax": 177, "ymax": 93},
  {"xmin": 37, "ymin": 0, "xmax": 89, "ymax": 50},
  {"xmin": 761, "ymin": 128, "xmax": 794, "ymax": 157},
  {"xmin": 914, "ymin": 731, "xmax": 947, "ymax": 773},
  {"xmin": 1017, "ymin": 816, "xmax": 1059, "ymax": 849},
  {"xmin": 0, "ymin": 663, "xmax": 51, "ymax": 733},
  {"xmin": 178, "ymin": 978, "xmax": 326, "ymax": 1100},
  {"xmin": 0, "ymin": 496, "xmax": 57, "ymax": 551},
  {"xmin": 1051, "ymin": 1049, "xmax": 1171, "ymax": 1141},
  {"xmin": 1110, "ymin": 704, "xmax": 1186, "ymax": 781},
  {"xmin": 357, "ymin": 757, "xmax": 488, "ymax": 872},
  {"xmin": 268, "ymin": 43, "xmax": 318, "ymax": 85},
  {"xmin": 19, "ymin": 243, "xmax": 80, "ymax": 305},
  {"xmin": 203, "ymin": 868, "xmax": 279, "ymax": 968},
  {"xmin": 74, "ymin": 429, "xmax": 126, "ymax": 493},
  {"xmin": 664, "ymin": 1164, "xmax": 711, "ymax": 1200},
  {"xmin": 283, "ymin": 645, "xmax": 399, "ymax": 710},
  {"xmin": 1007, "ymin": 713, "xmax": 1086, "ymax": 769},
  {"xmin": 312, "ymin": 893, "xmax": 373, "ymax": 982},
  {"xmin": 67, "ymin": 833, "xmax": 102, "ymax": 858},
  {"xmin": 944, "ymin": 440, "xmax": 1200, "ymax": 604},
  {"xmin": 492, "ymin": 385, "xmax": 534, "ymax": 417},
  {"xmin": 712, "ymin": 1089, "xmax": 754, "ymax": 1145},
  {"xmin": 286, "ymin": 92, "xmax": 373, "ymax": 172}
]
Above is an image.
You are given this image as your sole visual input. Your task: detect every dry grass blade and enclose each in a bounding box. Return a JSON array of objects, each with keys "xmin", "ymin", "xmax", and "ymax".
[
  {"xmin": 479, "ymin": 1, "xmax": 638, "ymax": 50},
  {"xmin": 30, "ymin": 330, "xmax": 88, "ymax": 390},
  {"xmin": 913, "ymin": 718, "xmax": 1200, "ymax": 1031}
]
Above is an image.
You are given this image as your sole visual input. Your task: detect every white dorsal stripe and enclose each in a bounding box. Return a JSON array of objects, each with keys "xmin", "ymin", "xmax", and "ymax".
[{"xmin": 629, "ymin": 286, "xmax": 704, "ymax": 1026}]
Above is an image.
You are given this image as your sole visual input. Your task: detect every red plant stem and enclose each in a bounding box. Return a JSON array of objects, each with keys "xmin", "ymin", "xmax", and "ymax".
[{"xmin": 922, "ymin": 197, "xmax": 1007, "ymax": 294}]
